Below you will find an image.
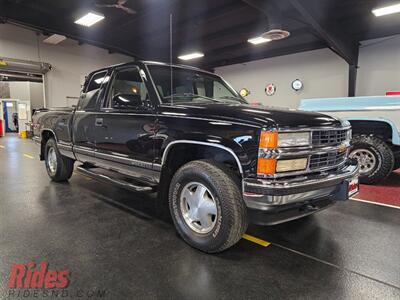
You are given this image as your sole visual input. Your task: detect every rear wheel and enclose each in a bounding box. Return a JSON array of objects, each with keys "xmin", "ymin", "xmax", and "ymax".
[
  {"xmin": 44, "ymin": 138, "xmax": 74, "ymax": 182},
  {"xmin": 350, "ymin": 135, "xmax": 394, "ymax": 184},
  {"xmin": 169, "ymin": 160, "xmax": 247, "ymax": 253}
]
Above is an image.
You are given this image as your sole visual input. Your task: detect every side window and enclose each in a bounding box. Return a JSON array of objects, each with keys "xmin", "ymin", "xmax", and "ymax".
[
  {"xmin": 108, "ymin": 68, "xmax": 148, "ymax": 109},
  {"xmin": 77, "ymin": 71, "xmax": 108, "ymax": 110},
  {"xmin": 213, "ymin": 81, "xmax": 230, "ymax": 98}
]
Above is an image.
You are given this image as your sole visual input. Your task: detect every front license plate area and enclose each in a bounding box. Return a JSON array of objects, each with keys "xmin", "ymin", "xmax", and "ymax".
[{"xmin": 347, "ymin": 176, "xmax": 359, "ymax": 197}]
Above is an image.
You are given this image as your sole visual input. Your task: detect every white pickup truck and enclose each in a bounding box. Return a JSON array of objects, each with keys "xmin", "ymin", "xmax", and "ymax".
[{"xmin": 300, "ymin": 96, "xmax": 400, "ymax": 184}]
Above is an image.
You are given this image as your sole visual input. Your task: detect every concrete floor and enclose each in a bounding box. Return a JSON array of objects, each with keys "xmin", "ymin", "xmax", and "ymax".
[{"xmin": 1, "ymin": 135, "xmax": 400, "ymax": 299}]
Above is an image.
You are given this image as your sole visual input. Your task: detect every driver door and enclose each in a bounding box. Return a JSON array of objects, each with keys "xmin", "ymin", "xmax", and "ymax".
[{"xmin": 94, "ymin": 66, "xmax": 158, "ymax": 184}]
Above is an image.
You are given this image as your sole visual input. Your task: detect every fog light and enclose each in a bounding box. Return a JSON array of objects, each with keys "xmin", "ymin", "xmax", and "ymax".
[{"xmin": 276, "ymin": 158, "xmax": 308, "ymax": 172}]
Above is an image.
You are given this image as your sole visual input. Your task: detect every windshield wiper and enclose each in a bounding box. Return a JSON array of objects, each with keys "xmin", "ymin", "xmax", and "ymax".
[
  {"xmin": 218, "ymin": 96, "xmax": 245, "ymax": 103},
  {"xmin": 163, "ymin": 93, "xmax": 222, "ymax": 103}
]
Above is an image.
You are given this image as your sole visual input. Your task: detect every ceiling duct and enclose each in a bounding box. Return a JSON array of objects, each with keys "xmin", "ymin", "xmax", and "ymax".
[
  {"xmin": 0, "ymin": 57, "xmax": 51, "ymax": 74},
  {"xmin": 262, "ymin": 29, "xmax": 290, "ymax": 41},
  {"xmin": 243, "ymin": 0, "xmax": 290, "ymax": 41}
]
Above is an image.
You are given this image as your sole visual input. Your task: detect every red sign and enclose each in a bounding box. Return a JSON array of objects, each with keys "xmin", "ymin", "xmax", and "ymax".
[
  {"xmin": 265, "ymin": 84, "xmax": 276, "ymax": 96},
  {"xmin": 8, "ymin": 262, "xmax": 70, "ymax": 289},
  {"xmin": 386, "ymin": 91, "xmax": 400, "ymax": 96}
]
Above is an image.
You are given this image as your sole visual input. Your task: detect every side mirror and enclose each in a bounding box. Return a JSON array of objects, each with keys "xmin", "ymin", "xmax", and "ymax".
[{"xmin": 112, "ymin": 93, "xmax": 142, "ymax": 108}]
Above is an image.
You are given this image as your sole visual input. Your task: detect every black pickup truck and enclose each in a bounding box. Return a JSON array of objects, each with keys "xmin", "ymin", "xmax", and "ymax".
[{"xmin": 33, "ymin": 61, "xmax": 359, "ymax": 253}]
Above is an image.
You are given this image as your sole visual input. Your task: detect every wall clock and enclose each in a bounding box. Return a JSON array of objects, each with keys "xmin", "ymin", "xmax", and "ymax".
[{"xmin": 291, "ymin": 79, "xmax": 303, "ymax": 91}]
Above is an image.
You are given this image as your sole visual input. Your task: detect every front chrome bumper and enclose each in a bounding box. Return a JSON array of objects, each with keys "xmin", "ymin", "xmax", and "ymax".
[{"xmin": 243, "ymin": 161, "xmax": 359, "ymax": 211}]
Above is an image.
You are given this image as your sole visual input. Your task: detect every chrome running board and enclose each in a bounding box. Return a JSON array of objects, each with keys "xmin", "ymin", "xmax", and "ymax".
[{"xmin": 76, "ymin": 165, "xmax": 154, "ymax": 193}]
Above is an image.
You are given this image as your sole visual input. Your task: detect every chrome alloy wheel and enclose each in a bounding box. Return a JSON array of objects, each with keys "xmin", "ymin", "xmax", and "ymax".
[
  {"xmin": 180, "ymin": 182, "xmax": 218, "ymax": 234},
  {"xmin": 47, "ymin": 147, "xmax": 57, "ymax": 174},
  {"xmin": 350, "ymin": 149, "xmax": 377, "ymax": 174}
]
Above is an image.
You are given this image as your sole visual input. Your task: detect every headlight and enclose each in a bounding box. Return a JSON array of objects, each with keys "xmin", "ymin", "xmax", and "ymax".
[
  {"xmin": 278, "ymin": 132, "xmax": 310, "ymax": 147},
  {"xmin": 257, "ymin": 131, "xmax": 310, "ymax": 176}
]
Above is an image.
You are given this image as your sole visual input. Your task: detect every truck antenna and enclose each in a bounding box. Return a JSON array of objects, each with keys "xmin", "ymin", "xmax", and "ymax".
[{"xmin": 170, "ymin": 13, "xmax": 173, "ymax": 106}]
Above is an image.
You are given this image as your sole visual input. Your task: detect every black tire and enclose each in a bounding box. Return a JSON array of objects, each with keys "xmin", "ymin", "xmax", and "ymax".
[
  {"xmin": 44, "ymin": 138, "xmax": 74, "ymax": 182},
  {"xmin": 350, "ymin": 135, "xmax": 394, "ymax": 184},
  {"xmin": 394, "ymin": 155, "xmax": 400, "ymax": 171},
  {"xmin": 169, "ymin": 160, "xmax": 247, "ymax": 253}
]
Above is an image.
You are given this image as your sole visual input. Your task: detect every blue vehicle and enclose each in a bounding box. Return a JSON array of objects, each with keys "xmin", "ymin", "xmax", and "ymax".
[{"xmin": 300, "ymin": 96, "xmax": 400, "ymax": 184}]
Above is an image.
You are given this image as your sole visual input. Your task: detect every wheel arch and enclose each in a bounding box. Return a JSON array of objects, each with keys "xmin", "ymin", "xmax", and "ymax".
[
  {"xmin": 347, "ymin": 118, "xmax": 400, "ymax": 145},
  {"xmin": 39, "ymin": 128, "xmax": 57, "ymax": 160},
  {"xmin": 161, "ymin": 140, "xmax": 243, "ymax": 175},
  {"xmin": 158, "ymin": 140, "xmax": 245, "ymax": 202}
]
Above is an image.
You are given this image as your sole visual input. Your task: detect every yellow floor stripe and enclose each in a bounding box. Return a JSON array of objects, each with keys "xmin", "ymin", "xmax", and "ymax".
[
  {"xmin": 0, "ymin": 145, "xmax": 5, "ymax": 149},
  {"xmin": 242, "ymin": 234, "xmax": 271, "ymax": 247},
  {"xmin": 23, "ymin": 154, "xmax": 34, "ymax": 159}
]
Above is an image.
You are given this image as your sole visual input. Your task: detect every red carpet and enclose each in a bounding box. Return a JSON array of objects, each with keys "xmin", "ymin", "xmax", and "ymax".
[{"xmin": 354, "ymin": 170, "xmax": 400, "ymax": 207}]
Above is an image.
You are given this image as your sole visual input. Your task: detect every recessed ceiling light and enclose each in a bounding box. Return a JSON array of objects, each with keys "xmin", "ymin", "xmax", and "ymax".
[
  {"xmin": 248, "ymin": 36, "xmax": 272, "ymax": 45},
  {"xmin": 372, "ymin": 3, "xmax": 400, "ymax": 17},
  {"xmin": 43, "ymin": 34, "xmax": 67, "ymax": 45},
  {"xmin": 178, "ymin": 52, "xmax": 204, "ymax": 61},
  {"xmin": 74, "ymin": 12, "xmax": 105, "ymax": 27}
]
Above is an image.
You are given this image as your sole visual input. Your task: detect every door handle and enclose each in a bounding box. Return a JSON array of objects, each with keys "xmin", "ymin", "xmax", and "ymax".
[{"xmin": 95, "ymin": 118, "xmax": 104, "ymax": 127}]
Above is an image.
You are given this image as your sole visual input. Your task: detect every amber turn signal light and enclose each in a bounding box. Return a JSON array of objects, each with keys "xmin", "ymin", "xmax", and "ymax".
[
  {"xmin": 259, "ymin": 131, "xmax": 278, "ymax": 149},
  {"xmin": 257, "ymin": 158, "xmax": 277, "ymax": 175}
]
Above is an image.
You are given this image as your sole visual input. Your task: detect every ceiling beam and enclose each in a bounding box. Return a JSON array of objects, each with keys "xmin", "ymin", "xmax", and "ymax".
[
  {"xmin": 204, "ymin": 27, "xmax": 313, "ymax": 58},
  {"xmin": 241, "ymin": 0, "xmax": 283, "ymax": 28},
  {"xmin": 288, "ymin": 0, "xmax": 358, "ymax": 65},
  {"xmin": 203, "ymin": 41, "xmax": 326, "ymax": 69}
]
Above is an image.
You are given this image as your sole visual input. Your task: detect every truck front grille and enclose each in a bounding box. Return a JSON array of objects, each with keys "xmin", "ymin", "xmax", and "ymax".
[
  {"xmin": 312, "ymin": 129, "xmax": 348, "ymax": 146},
  {"xmin": 309, "ymin": 151, "xmax": 346, "ymax": 170}
]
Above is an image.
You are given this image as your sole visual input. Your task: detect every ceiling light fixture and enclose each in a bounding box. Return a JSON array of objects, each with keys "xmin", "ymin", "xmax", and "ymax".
[
  {"xmin": 247, "ymin": 36, "xmax": 271, "ymax": 45},
  {"xmin": 43, "ymin": 34, "xmax": 67, "ymax": 45},
  {"xmin": 74, "ymin": 12, "xmax": 105, "ymax": 27},
  {"xmin": 372, "ymin": 3, "xmax": 400, "ymax": 17},
  {"xmin": 178, "ymin": 52, "xmax": 204, "ymax": 61}
]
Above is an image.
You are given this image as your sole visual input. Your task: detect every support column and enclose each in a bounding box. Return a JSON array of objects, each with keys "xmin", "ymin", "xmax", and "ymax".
[{"xmin": 348, "ymin": 45, "xmax": 359, "ymax": 97}]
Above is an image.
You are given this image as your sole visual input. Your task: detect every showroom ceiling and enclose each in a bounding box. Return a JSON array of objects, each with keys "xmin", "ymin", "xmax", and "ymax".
[{"xmin": 1, "ymin": 0, "xmax": 399, "ymax": 68}]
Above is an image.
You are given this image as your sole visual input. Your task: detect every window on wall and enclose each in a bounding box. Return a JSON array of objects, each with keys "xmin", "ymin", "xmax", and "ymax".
[{"xmin": 77, "ymin": 70, "xmax": 108, "ymax": 110}]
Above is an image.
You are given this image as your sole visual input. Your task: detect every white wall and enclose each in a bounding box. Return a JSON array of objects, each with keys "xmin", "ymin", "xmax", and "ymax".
[
  {"xmin": 357, "ymin": 35, "xmax": 400, "ymax": 96},
  {"xmin": 29, "ymin": 82, "xmax": 44, "ymax": 109},
  {"xmin": 0, "ymin": 24, "xmax": 131, "ymax": 107},
  {"xmin": 215, "ymin": 48, "xmax": 349, "ymax": 108},
  {"xmin": 216, "ymin": 34, "xmax": 400, "ymax": 108}
]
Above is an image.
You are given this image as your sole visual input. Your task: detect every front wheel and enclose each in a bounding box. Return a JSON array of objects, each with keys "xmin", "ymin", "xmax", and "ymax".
[
  {"xmin": 393, "ymin": 154, "xmax": 400, "ymax": 171},
  {"xmin": 169, "ymin": 160, "xmax": 247, "ymax": 253},
  {"xmin": 44, "ymin": 138, "xmax": 74, "ymax": 182},
  {"xmin": 350, "ymin": 135, "xmax": 394, "ymax": 184}
]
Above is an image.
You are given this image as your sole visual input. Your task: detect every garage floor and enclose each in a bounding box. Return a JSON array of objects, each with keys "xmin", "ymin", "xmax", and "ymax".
[{"xmin": 1, "ymin": 135, "xmax": 400, "ymax": 299}]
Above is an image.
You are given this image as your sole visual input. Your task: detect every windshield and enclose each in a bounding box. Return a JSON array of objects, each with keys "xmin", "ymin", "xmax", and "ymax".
[{"xmin": 147, "ymin": 65, "xmax": 247, "ymax": 105}]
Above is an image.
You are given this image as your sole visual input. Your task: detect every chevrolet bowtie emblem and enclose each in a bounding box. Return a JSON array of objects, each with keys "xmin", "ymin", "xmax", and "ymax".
[{"xmin": 338, "ymin": 144, "xmax": 347, "ymax": 153}]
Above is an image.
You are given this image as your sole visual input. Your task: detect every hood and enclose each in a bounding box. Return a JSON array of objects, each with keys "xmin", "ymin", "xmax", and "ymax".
[{"xmin": 158, "ymin": 103, "xmax": 342, "ymax": 129}]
